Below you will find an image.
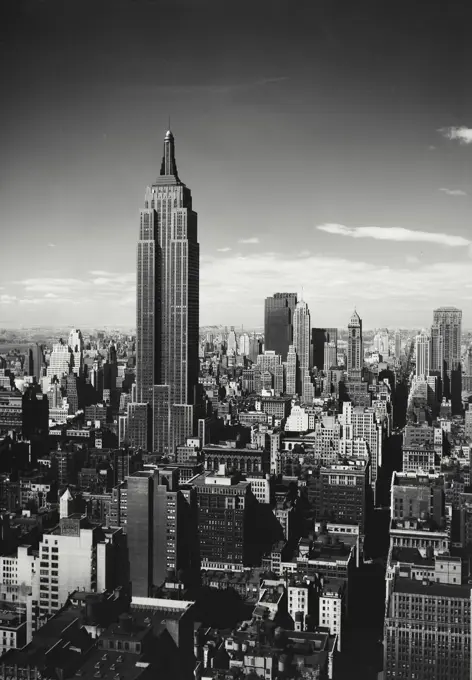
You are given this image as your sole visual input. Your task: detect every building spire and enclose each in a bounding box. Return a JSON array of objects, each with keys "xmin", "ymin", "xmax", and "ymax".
[{"xmin": 160, "ymin": 127, "xmax": 179, "ymax": 178}]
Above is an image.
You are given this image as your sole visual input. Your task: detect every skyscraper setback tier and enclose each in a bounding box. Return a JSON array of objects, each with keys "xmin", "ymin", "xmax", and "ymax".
[{"xmin": 136, "ymin": 130, "xmax": 199, "ymax": 454}]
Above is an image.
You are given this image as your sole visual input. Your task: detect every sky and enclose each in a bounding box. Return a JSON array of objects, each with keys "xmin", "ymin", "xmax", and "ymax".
[{"xmin": 1, "ymin": 0, "xmax": 472, "ymax": 330}]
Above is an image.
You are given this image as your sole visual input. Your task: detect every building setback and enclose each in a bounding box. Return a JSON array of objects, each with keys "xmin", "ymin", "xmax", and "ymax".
[{"xmin": 136, "ymin": 129, "xmax": 199, "ymax": 455}]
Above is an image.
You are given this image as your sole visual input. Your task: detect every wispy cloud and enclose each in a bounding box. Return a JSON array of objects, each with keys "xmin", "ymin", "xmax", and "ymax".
[
  {"xmin": 217, "ymin": 247, "xmax": 232, "ymax": 253},
  {"xmin": 439, "ymin": 126, "xmax": 472, "ymax": 145},
  {"xmin": 317, "ymin": 224, "xmax": 471, "ymax": 249},
  {"xmin": 16, "ymin": 278, "xmax": 87, "ymax": 293},
  {"xmin": 238, "ymin": 237, "xmax": 260, "ymax": 245},
  {"xmin": 199, "ymin": 251, "xmax": 472, "ymax": 326},
  {"xmin": 48, "ymin": 243, "xmax": 56, "ymax": 248},
  {"xmin": 161, "ymin": 76, "xmax": 288, "ymax": 96},
  {"xmin": 405, "ymin": 255, "xmax": 420, "ymax": 265},
  {"xmin": 0, "ymin": 294, "xmax": 17, "ymax": 305},
  {"xmin": 298, "ymin": 250, "xmax": 311, "ymax": 257},
  {"xmin": 439, "ymin": 187, "xmax": 467, "ymax": 196}
]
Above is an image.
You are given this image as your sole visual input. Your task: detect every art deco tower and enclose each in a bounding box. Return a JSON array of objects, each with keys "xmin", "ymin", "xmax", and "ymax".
[
  {"xmin": 347, "ymin": 310, "xmax": 363, "ymax": 379},
  {"xmin": 293, "ymin": 300, "xmax": 311, "ymax": 399},
  {"xmin": 136, "ymin": 129, "xmax": 199, "ymax": 454}
]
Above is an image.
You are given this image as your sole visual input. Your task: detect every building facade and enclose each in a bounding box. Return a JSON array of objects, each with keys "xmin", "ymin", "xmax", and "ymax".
[{"xmin": 136, "ymin": 129, "xmax": 199, "ymax": 454}]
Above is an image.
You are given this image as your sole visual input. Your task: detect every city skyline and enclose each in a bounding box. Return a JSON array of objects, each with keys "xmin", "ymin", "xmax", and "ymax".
[{"xmin": 1, "ymin": 1, "xmax": 472, "ymax": 329}]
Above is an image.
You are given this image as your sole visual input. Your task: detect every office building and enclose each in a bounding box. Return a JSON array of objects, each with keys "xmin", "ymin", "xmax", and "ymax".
[
  {"xmin": 384, "ymin": 577, "xmax": 471, "ymax": 679},
  {"xmin": 433, "ymin": 307, "xmax": 462, "ymax": 377},
  {"xmin": 293, "ymin": 300, "xmax": 311, "ymax": 400},
  {"xmin": 394, "ymin": 330, "xmax": 402, "ymax": 359},
  {"xmin": 347, "ymin": 310, "xmax": 363, "ymax": 379},
  {"xmin": 312, "ymin": 328, "xmax": 338, "ymax": 372},
  {"xmin": 433, "ymin": 307, "xmax": 462, "ymax": 411},
  {"xmin": 313, "ymin": 461, "xmax": 369, "ymax": 532},
  {"xmin": 373, "ymin": 329, "xmax": 389, "ymax": 357},
  {"xmin": 192, "ymin": 465, "xmax": 258, "ymax": 569},
  {"xmin": 126, "ymin": 402, "xmax": 150, "ymax": 450},
  {"xmin": 126, "ymin": 468, "xmax": 192, "ymax": 597},
  {"xmin": 415, "ymin": 330, "xmax": 430, "ymax": 378},
  {"xmin": 47, "ymin": 341, "xmax": 72, "ymax": 380},
  {"xmin": 264, "ymin": 293, "xmax": 297, "ymax": 361},
  {"xmin": 68, "ymin": 329, "xmax": 84, "ymax": 377},
  {"xmin": 136, "ymin": 129, "xmax": 199, "ymax": 454},
  {"xmin": 286, "ymin": 344, "xmax": 298, "ymax": 396}
]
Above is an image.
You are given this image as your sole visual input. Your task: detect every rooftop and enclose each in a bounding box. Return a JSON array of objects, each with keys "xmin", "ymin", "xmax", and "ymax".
[{"xmin": 394, "ymin": 577, "xmax": 471, "ymax": 598}]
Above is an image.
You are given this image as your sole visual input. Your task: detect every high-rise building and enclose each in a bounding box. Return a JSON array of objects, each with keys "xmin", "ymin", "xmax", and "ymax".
[
  {"xmin": 313, "ymin": 460, "xmax": 369, "ymax": 532},
  {"xmin": 249, "ymin": 333, "xmax": 262, "ymax": 364},
  {"xmin": 192, "ymin": 466, "xmax": 257, "ymax": 569},
  {"xmin": 47, "ymin": 341, "xmax": 72, "ymax": 380},
  {"xmin": 394, "ymin": 330, "xmax": 402, "ymax": 359},
  {"xmin": 347, "ymin": 310, "xmax": 363, "ymax": 379},
  {"xmin": 384, "ymin": 577, "xmax": 472, "ymax": 680},
  {"xmin": 227, "ymin": 327, "xmax": 237, "ymax": 354},
  {"xmin": 264, "ymin": 293, "xmax": 297, "ymax": 361},
  {"xmin": 415, "ymin": 330, "xmax": 430, "ymax": 378},
  {"xmin": 239, "ymin": 332, "xmax": 250, "ymax": 356},
  {"xmin": 373, "ymin": 329, "xmax": 389, "ymax": 357},
  {"xmin": 136, "ymin": 129, "xmax": 199, "ymax": 454},
  {"xmin": 324, "ymin": 341, "xmax": 337, "ymax": 370},
  {"xmin": 293, "ymin": 301, "xmax": 311, "ymax": 398},
  {"xmin": 312, "ymin": 328, "xmax": 338, "ymax": 371},
  {"xmin": 433, "ymin": 307, "xmax": 462, "ymax": 377},
  {"xmin": 68, "ymin": 329, "xmax": 84, "ymax": 377},
  {"xmin": 126, "ymin": 468, "xmax": 192, "ymax": 597},
  {"xmin": 286, "ymin": 345, "xmax": 298, "ymax": 396}
]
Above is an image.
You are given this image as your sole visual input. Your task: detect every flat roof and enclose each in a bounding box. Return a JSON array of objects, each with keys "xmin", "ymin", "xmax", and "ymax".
[{"xmin": 394, "ymin": 577, "xmax": 471, "ymax": 598}]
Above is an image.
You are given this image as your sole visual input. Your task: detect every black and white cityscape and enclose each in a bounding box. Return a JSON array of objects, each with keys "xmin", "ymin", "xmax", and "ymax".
[{"xmin": 1, "ymin": 1, "xmax": 472, "ymax": 679}]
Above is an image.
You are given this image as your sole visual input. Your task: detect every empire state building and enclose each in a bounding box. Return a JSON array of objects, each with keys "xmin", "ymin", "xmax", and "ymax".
[{"xmin": 136, "ymin": 129, "xmax": 199, "ymax": 454}]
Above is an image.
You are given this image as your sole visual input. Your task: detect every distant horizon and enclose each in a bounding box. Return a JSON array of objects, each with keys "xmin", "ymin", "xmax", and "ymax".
[{"xmin": 1, "ymin": 324, "xmax": 471, "ymax": 335}]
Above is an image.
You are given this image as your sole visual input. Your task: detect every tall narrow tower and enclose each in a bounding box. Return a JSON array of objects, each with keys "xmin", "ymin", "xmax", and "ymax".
[
  {"xmin": 347, "ymin": 310, "xmax": 363, "ymax": 379},
  {"xmin": 293, "ymin": 300, "xmax": 311, "ymax": 399},
  {"xmin": 136, "ymin": 129, "xmax": 199, "ymax": 454},
  {"xmin": 415, "ymin": 330, "xmax": 430, "ymax": 378}
]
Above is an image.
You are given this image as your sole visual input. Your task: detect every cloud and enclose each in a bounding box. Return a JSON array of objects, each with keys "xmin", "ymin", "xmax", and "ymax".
[
  {"xmin": 217, "ymin": 247, "xmax": 232, "ymax": 252},
  {"xmin": 0, "ymin": 294, "xmax": 17, "ymax": 304},
  {"xmin": 298, "ymin": 250, "xmax": 311, "ymax": 257},
  {"xmin": 405, "ymin": 255, "xmax": 420, "ymax": 265},
  {"xmin": 199, "ymin": 250, "xmax": 472, "ymax": 326},
  {"xmin": 164, "ymin": 77, "xmax": 288, "ymax": 95},
  {"xmin": 439, "ymin": 126, "xmax": 472, "ymax": 145},
  {"xmin": 317, "ymin": 224, "xmax": 471, "ymax": 248},
  {"xmin": 44, "ymin": 293, "xmax": 59, "ymax": 298},
  {"xmin": 439, "ymin": 187, "xmax": 467, "ymax": 196},
  {"xmin": 16, "ymin": 277, "xmax": 87, "ymax": 293},
  {"xmin": 48, "ymin": 243, "xmax": 56, "ymax": 248},
  {"xmin": 238, "ymin": 237, "xmax": 260, "ymax": 244}
]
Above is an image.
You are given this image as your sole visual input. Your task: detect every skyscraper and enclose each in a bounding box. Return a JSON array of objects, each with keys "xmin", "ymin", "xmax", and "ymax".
[
  {"xmin": 432, "ymin": 307, "xmax": 462, "ymax": 377},
  {"xmin": 68, "ymin": 329, "xmax": 84, "ymax": 377},
  {"xmin": 430, "ymin": 324, "xmax": 444, "ymax": 379},
  {"xmin": 264, "ymin": 293, "xmax": 297, "ymax": 361},
  {"xmin": 126, "ymin": 468, "xmax": 194, "ymax": 597},
  {"xmin": 136, "ymin": 129, "xmax": 199, "ymax": 454},
  {"xmin": 286, "ymin": 345, "xmax": 298, "ymax": 396},
  {"xmin": 293, "ymin": 300, "xmax": 311, "ymax": 398},
  {"xmin": 415, "ymin": 330, "xmax": 430, "ymax": 378},
  {"xmin": 312, "ymin": 327, "xmax": 338, "ymax": 371},
  {"xmin": 394, "ymin": 330, "xmax": 402, "ymax": 359},
  {"xmin": 347, "ymin": 310, "xmax": 363, "ymax": 379},
  {"xmin": 433, "ymin": 307, "xmax": 462, "ymax": 410}
]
